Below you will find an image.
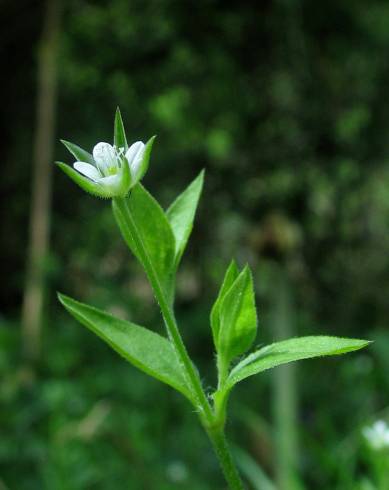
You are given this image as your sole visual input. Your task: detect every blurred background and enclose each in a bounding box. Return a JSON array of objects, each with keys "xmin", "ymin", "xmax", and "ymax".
[{"xmin": 1, "ymin": 0, "xmax": 389, "ymax": 488}]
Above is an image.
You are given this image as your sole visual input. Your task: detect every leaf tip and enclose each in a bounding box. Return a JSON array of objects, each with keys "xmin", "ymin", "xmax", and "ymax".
[
  {"xmin": 148, "ymin": 134, "xmax": 157, "ymax": 145},
  {"xmin": 227, "ymin": 258, "xmax": 239, "ymax": 275},
  {"xmin": 241, "ymin": 263, "xmax": 253, "ymax": 279},
  {"xmin": 57, "ymin": 291, "xmax": 66, "ymax": 305},
  {"xmin": 60, "ymin": 138, "xmax": 72, "ymax": 149},
  {"xmin": 359, "ymin": 339, "xmax": 373, "ymax": 348},
  {"xmin": 55, "ymin": 161, "xmax": 71, "ymax": 174}
]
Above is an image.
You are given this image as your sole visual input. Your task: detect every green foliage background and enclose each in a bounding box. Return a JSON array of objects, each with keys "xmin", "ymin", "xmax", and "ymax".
[{"xmin": 1, "ymin": 0, "xmax": 389, "ymax": 488}]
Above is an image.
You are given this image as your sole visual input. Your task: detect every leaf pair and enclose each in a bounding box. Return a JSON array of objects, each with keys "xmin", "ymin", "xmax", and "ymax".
[
  {"xmin": 210, "ymin": 261, "xmax": 370, "ymax": 412},
  {"xmin": 211, "ymin": 261, "xmax": 257, "ymax": 373},
  {"xmin": 211, "ymin": 268, "xmax": 369, "ymax": 414},
  {"xmin": 59, "ymin": 293, "xmax": 369, "ymax": 411},
  {"xmin": 112, "ymin": 171, "xmax": 204, "ymax": 302}
]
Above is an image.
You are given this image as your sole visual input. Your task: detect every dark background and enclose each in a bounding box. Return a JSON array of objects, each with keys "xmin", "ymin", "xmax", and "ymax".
[{"xmin": 1, "ymin": 0, "xmax": 389, "ymax": 488}]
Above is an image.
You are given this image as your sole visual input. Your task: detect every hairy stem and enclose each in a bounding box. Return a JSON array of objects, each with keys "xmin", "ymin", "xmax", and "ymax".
[{"xmin": 206, "ymin": 426, "xmax": 245, "ymax": 490}]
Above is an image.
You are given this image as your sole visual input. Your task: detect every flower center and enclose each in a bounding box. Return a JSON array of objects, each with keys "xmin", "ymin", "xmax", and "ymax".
[{"xmin": 94, "ymin": 143, "xmax": 126, "ymax": 177}]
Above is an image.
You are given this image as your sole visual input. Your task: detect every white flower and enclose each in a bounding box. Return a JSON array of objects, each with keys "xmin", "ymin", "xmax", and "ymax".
[
  {"xmin": 58, "ymin": 108, "xmax": 155, "ymax": 198},
  {"xmin": 363, "ymin": 420, "xmax": 389, "ymax": 450},
  {"xmin": 73, "ymin": 141, "xmax": 145, "ymax": 194}
]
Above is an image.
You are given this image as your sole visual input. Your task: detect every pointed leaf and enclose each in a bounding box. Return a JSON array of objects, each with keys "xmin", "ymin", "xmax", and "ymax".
[
  {"xmin": 166, "ymin": 170, "xmax": 204, "ymax": 265},
  {"xmin": 226, "ymin": 336, "xmax": 371, "ymax": 390},
  {"xmin": 218, "ymin": 265, "xmax": 257, "ymax": 364},
  {"xmin": 112, "ymin": 185, "xmax": 176, "ymax": 300},
  {"xmin": 114, "ymin": 107, "xmax": 128, "ymax": 151},
  {"xmin": 58, "ymin": 293, "xmax": 195, "ymax": 403},
  {"xmin": 210, "ymin": 259, "xmax": 239, "ymax": 346},
  {"xmin": 61, "ymin": 140, "xmax": 95, "ymax": 165}
]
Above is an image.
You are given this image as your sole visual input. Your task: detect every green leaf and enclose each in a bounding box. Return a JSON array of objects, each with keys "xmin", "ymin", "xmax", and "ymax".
[
  {"xmin": 226, "ymin": 336, "xmax": 371, "ymax": 390},
  {"xmin": 210, "ymin": 259, "xmax": 239, "ymax": 347},
  {"xmin": 58, "ymin": 293, "xmax": 194, "ymax": 403},
  {"xmin": 218, "ymin": 265, "xmax": 257, "ymax": 364},
  {"xmin": 112, "ymin": 185, "xmax": 176, "ymax": 300},
  {"xmin": 61, "ymin": 140, "xmax": 95, "ymax": 165},
  {"xmin": 166, "ymin": 170, "xmax": 204, "ymax": 266},
  {"xmin": 56, "ymin": 162, "xmax": 112, "ymax": 198},
  {"xmin": 114, "ymin": 107, "xmax": 128, "ymax": 151}
]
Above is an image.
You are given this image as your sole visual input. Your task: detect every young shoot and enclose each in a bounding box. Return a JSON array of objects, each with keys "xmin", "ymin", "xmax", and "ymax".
[{"xmin": 57, "ymin": 108, "xmax": 370, "ymax": 490}]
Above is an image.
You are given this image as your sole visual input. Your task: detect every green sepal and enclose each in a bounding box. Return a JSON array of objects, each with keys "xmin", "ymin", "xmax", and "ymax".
[
  {"xmin": 210, "ymin": 259, "xmax": 239, "ymax": 347},
  {"xmin": 166, "ymin": 170, "xmax": 204, "ymax": 267},
  {"xmin": 118, "ymin": 153, "xmax": 132, "ymax": 196},
  {"xmin": 132, "ymin": 135, "xmax": 156, "ymax": 186},
  {"xmin": 114, "ymin": 107, "xmax": 128, "ymax": 151},
  {"xmin": 61, "ymin": 139, "xmax": 94, "ymax": 165},
  {"xmin": 56, "ymin": 159, "xmax": 132, "ymax": 199},
  {"xmin": 56, "ymin": 162, "xmax": 112, "ymax": 198},
  {"xmin": 58, "ymin": 293, "xmax": 195, "ymax": 404}
]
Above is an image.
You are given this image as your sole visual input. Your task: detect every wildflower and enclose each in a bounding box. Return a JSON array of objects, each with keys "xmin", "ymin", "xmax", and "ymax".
[
  {"xmin": 76, "ymin": 141, "xmax": 144, "ymax": 190},
  {"xmin": 57, "ymin": 109, "xmax": 154, "ymax": 198},
  {"xmin": 363, "ymin": 420, "xmax": 389, "ymax": 450}
]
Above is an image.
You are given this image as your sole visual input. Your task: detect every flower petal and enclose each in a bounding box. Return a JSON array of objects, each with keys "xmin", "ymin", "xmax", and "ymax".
[
  {"xmin": 93, "ymin": 142, "xmax": 117, "ymax": 174},
  {"xmin": 126, "ymin": 141, "xmax": 145, "ymax": 178},
  {"xmin": 73, "ymin": 162, "xmax": 101, "ymax": 181},
  {"xmin": 125, "ymin": 141, "xmax": 144, "ymax": 164},
  {"xmin": 97, "ymin": 174, "xmax": 122, "ymax": 189}
]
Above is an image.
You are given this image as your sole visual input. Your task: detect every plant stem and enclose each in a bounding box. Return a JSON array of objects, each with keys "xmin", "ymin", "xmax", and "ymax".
[
  {"xmin": 113, "ymin": 197, "xmax": 212, "ymax": 418},
  {"xmin": 113, "ymin": 196, "xmax": 245, "ymax": 490},
  {"xmin": 217, "ymin": 354, "xmax": 229, "ymax": 389},
  {"xmin": 206, "ymin": 426, "xmax": 245, "ymax": 490}
]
